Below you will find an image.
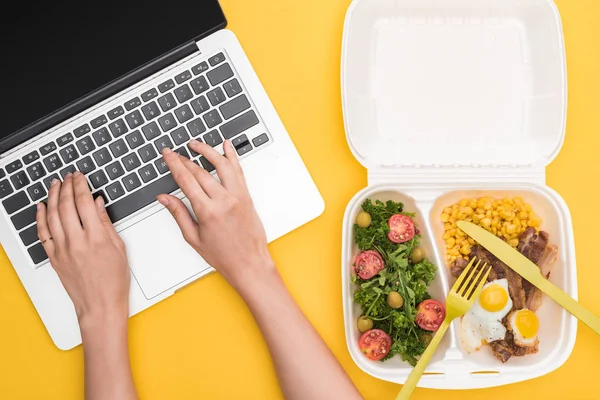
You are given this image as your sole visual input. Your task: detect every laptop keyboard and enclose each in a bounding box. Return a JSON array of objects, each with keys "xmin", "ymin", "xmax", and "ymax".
[{"xmin": 0, "ymin": 51, "xmax": 271, "ymax": 266}]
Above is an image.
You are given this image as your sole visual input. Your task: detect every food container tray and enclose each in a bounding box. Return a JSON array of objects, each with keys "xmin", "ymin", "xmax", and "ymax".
[{"xmin": 341, "ymin": 0, "xmax": 573, "ymax": 389}]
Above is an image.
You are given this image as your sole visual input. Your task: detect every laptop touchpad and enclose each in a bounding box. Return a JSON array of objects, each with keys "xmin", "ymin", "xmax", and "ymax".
[{"xmin": 119, "ymin": 203, "xmax": 209, "ymax": 299}]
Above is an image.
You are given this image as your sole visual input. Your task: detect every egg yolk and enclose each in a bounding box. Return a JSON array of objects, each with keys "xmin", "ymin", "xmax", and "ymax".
[
  {"xmin": 514, "ymin": 309, "xmax": 540, "ymax": 339},
  {"xmin": 479, "ymin": 284, "xmax": 508, "ymax": 312}
]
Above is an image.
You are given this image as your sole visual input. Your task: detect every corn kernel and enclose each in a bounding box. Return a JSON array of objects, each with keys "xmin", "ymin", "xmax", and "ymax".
[
  {"xmin": 506, "ymin": 224, "xmax": 516, "ymax": 234},
  {"xmin": 450, "ymin": 256, "xmax": 457, "ymax": 262},
  {"xmin": 456, "ymin": 229, "xmax": 465, "ymax": 238},
  {"xmin": 450, "ymin": 249, "xmax": 460, "ymax": 256},
  {"xmin": 462, "ymin": 207, "xmax": 474, "ymax": 216},
  {"xmin": 473, "ymin": 214, "xmax": 481, "ymax": 224},
  {"xmin": 468, "ymin": 238, "xmax": 475, "ymax": 245},
  {"xmin": 443, "ymin": 232, "xmax": 451, "ymax": 240},
  {"xmin": 441, "ymin": 213, "xmax": 450, "ymax": 223},
  {"xmin": 500, "ymin": 226, "xmax": 506, "ymax": 235},
  {"xmin": 514, "ymin": 197, "xmax": 524, "ymax": 206},
  {"xmin": 519, "ymin": 211, "xmax": 528, "ymax": 220},
  {"xmin": 456, "ymin": 238, "xmax": 464, "ymax": 246},
  {"xmin": 525, "ymin": 204, "xmax": 532, "ymax": 212},
  {"xmin": 444, "ymin": 207, "xmax": 453, "ymax": 214},
  {"xmin": 449, "ymin": 229, "xmax": 457, "ymax": 236},
  {"xmin": 491, "ymin": 226, "xmax": 497, "ymax": 234},
  {"xmin": 481, "ymin": 218, "xmax": 492, "ymax": 229},
  {"xmin": 444, "ymin": 223, "xmax": 452, "ymax": 231},
  {"xmin": 459, "ymin": 199, "xmax": 469, "ymax": 207},
  {"xmin": 469, "ymin": 200, "xmax": 477, "ymax": 209},
  {"xmin": 446, "ymin": 238, "xmax": 456, "ymax": 248},
  {"xmin": 492, "ymin": 218, "xmax": 499, "ymax": 228},
  {"xmin": 513, "ymin": 218, "xmax": 521, "ymax": 227},
  {"xmin": 483, "ymin": 203, "xmax": 492, "ymax": 211},
  {"xmin": 492, "ymin": 211, "xmax": 499, "ymax": 217},
  {"xmin": 460, "ymin": 245, "xmax": 471, "ymax": 255},
  {"xmin": 452, "ymin": 204, "xmax": 459, "ymax": 210},
  {"xmin": 452, "ymin": 209, "xmax": 459, "ymax": 219},
  {"xmin": 456, "ymin": 213, "xmax": 465, "ymax": 220}
]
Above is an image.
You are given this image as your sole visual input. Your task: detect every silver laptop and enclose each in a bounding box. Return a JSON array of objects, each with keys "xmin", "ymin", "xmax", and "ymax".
[{"xmin": 0, "ymin": 2, "xmax": 324, "ymax": 350}]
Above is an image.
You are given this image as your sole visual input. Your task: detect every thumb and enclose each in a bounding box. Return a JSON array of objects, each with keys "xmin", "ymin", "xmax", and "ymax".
[
  {"xmin": 95, "ymin": 196, "xmax": 123, "ymax": 247},
  {"xmin": 157, "ymin": 194, "xmax": 199, "ymax": 245}
]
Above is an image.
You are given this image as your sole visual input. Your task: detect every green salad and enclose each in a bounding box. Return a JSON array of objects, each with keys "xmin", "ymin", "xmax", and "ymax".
[{"xmin": 352, "ymin": 199, "xmax": 443, "ymax": 365}]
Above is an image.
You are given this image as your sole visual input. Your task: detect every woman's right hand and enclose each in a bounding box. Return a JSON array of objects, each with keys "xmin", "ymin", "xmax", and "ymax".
[{"xmin": 157, "ymin": 140, "xmax": 275, "ymax": 290}]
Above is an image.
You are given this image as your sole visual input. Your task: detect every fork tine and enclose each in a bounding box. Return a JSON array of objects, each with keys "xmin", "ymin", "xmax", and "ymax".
[
  {"xmin": 472, "ymin": 265, "xmax": 493, "ymax": 298},
  {"xmin": 465, "ymin": 263, "xmax": 491, "ymax": 300},
  {"xmin": 458, "ymin": 259, "xmax": 482, "ymax": 296},
  {"xmin": 451, "ymin": 257, "xmax": 477, "ymax": 294}
]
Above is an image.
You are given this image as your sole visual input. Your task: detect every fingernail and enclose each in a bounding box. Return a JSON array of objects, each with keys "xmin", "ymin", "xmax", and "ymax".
[
  {"xmin": 73, "ymin": 171, "xmax": 81, "ymax": 177},
  {"xmin": 37, "ymin": 203, "xmax": 43, "ymax": 210},
  {"xmin": 65, "ymin": 172, "xmax": 72, "ymax": 178},
  {"xmin": 162, "ymin": 147, "xmax": 172, "ymax": 155},
  {"xmin": 51, "ymin": 178, "xmax": 60, "ymax": 186},
  {"xmin": 157, "ymin": 196, "xmax": 169, "ymax": 206},
  {"xmin": 95, "ymin": 195, "xmax": 105, "ymax": 207},
  {"xmin": 189, "ymin": 139, "xmax": 200, "ymax": 145}
]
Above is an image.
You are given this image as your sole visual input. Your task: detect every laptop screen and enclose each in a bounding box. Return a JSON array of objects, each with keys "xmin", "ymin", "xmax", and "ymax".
[{"xmin": 0, "ymin": 1, "xmax": 225, "ymax": 144}]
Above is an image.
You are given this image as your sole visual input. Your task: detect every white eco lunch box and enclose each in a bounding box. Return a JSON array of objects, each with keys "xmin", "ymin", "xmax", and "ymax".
[{"xmin": 341, "ymin": 0, "xmax": 577, "ymax": 389}]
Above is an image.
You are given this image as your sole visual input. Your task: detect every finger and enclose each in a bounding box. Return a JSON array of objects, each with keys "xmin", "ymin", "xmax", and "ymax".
[
  {"xmin": 189, "ymin": 140, "xmax": 237, "ymax": 188},
  {"xmin": 95, "ymin": 196, "xmax": 123, "ymax": 250},
  {"xmin": 72, "ymin": 172, "xmax": 102, "ymax": 232},
  {"xmin": 223, "ymin": 140, "xmax": 244, "ymax": 175},
  {"xmin": 162, "ymin": 148, "xmax": 209, "ymax": 214},
  {"xmin": 57, "ymin": 173, "xmax": 83, "ymax": 238},
  {"xmin": 180, "ymin": 153, "xmax": 227, "ymax": 199},
  {"xmin": 46, "ymin": 178, "xmax": 65, "ymax": 244},
  {"xmin": 36, "ymin": 202, "xmax": 56, "ymax": 259},
  {"xmin": 157, "ymin": 194, "xmax": 200, "ymax": 245}
]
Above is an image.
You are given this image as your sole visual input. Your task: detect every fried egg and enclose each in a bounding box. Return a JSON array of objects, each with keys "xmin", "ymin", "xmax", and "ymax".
[
  {"xmin": 460, "ymin": 279, "xmax": 513, "ymax": 353},
  {"xmin": 507, "ymin": 308, "xmax": 540, "ymax": 348}
]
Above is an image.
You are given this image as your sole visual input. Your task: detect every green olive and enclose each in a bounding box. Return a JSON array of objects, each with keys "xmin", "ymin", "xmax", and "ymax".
[
  {"xmin": 420, "ymin": 333, "xmax": 433, "ymax": 346},
  {"xmin": 410, "ymin": 247, "xmax": 426, "ymax": 264},
  {"xmin": 386, "ymin": 291, "xmax": 404, "ymax": 309},
  {"xmin": 356, "ymin": 211, "xmax": 372, "ymax": 228},
  {"xmin": 357, "ymin": 316, "xmax": 374, "ymax": 332}
]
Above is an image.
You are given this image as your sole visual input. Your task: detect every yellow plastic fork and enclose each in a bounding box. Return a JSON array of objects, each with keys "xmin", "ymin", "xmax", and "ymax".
[{"xmin": 396, "ymin": 258, "xmax": 491, "ymax": 400}]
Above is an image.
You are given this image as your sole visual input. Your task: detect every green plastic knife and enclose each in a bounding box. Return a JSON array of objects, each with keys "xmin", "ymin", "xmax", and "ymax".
[{"xmin": 457, "ymin": 221, "xmax": 600, "ymax": 335}]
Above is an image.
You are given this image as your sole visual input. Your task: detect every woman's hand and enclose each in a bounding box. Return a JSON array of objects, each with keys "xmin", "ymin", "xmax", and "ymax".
[
  {"xmin": 158, "ymin": 140, "xmax": 274, "ymax": 291},
  {"xmin": 36, "ymin": 172, "xmax": 130, "ymax": 327}
]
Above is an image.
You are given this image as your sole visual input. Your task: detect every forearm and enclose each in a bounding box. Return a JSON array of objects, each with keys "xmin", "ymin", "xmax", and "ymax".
[
  {"xmin": 236, "ymin": 260, "xmax": 362, "ymax": 400},
  {"xmin": 80, "ymin": 315, "xmax": 138, "ymax": 400}
]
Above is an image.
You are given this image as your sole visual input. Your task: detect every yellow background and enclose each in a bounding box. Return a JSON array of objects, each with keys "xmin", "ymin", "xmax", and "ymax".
[{"xmin": 1, "ymin": 0, "xmax": 599, "ymax": 398}]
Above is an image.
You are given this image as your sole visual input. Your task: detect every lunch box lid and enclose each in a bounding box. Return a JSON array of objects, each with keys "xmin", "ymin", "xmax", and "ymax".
[{"xmin": 341, "ymin": 0, "xmax": 567, "ymax": 177}]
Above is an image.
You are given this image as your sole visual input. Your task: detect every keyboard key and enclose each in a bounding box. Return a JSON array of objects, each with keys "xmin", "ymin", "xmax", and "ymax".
[
  {"xmin": 186, "ymin": 118, "xmax": 206, "ymax": 137},
  {"xmin": 60, "ymin": 165, "xmax": 76, "ymax": 179},
  {"xmin": 57, "ymin": 133, "xmax": 74, "ymax": 147},
  {"xmin": 105, "ymin": 173, "xmax": 178, "ymax": 223},
  {"xmin": 106, "ymin": 181, "xmax": 125, "ymax": 201},
  {"xmin": 158, "ymin": 93, "xmax": 178, "ymax": 112},
  {"xmin": 0, "ymin": 179, "xmax": 14, "ymax": 199},
  {"xmin": 203, "ymin": 130, "xmax": 222, "ymax": 147},
  {"xmin": 141, "ymin": 88, "xmax": 159, "ymax": 102},
  {"xmin": 40, "ymin": 142, "xmax": 57, "ymax": 156},
  {"xmin": 158, "ymin": 113, "xmax": 177, "ymax": 132},
  {"xmin": 27, "ymin": 182, "xmax": 46, "ymax": 202},
  {"xmin": 26, "ymin": 162, "xmax": 46, "ymax": 181},
  {"xmin": 107, "ymin": 106, "xmax": 125, "ymax": 120},
  {"xmin": 208, "ymin": 52, "xmax": 226, "ymax": 67},
  {"xmin": 106, "ymin": 161, "xmax": 125, "ymax": 180},
  {"xmin": 174, "ymin": 104, "xmax": 193, "ymax": 123},
  {"xmin": 73, "ymin": 124, "xmax": 91, "ymax": 138},
  {"xmin": 138, "ymin": 144, "xmax": 158, "ymax": 163},
  {"xmin": 92, "ymin": 148, "xmax": 112, "ymax": 167},
  {"xmin": 199, "ymin": 157, "xmax": 215, "ymax": 173},
  {"xmin": 190, "ymin": 96, "xmax": 210, "ymax": 115},
  {"xmin": 3, "ymin": 191, "xmax": 29, "ymax": 214},
  {"xmin": 42, "ymin": 174, "xmax": 60, "ymax": 190},
  {"xmin": 108, "ymin": 119, "xmax": 128, "ymax": 137},
  {"xmin": 138, "ymin": 164, "xmax": 158, "ymax": 183},
  {"xmin": 11, "ymin": 204, "xmax": 36, "ymax": 229},
  {"xmin": 90, "ymin": 170, "xmax": 109, "ymax": 189},
  {"xmin": 90, "ymin": 115, "xmax": 108, "ymax": 129},
  {"xmin": 109, "ymin": 139, "xmax": 128, "ymax": 158},
  {"xmin": 223, "ymin": 79, "xmax": 242, "ymax": 97},
  {"xmin": 190, "ymin": 76, "xmax": 210, "ymax": 95},
  {"xmin": 175, "ymin": 70, "xmax": 192, "ymax": 84},
  {"xmin": 154, "ymin": 158, "xmax": 169, "ymax": 174},
  {"xmin": 92, "ymin": 128, "xmax": 112, "ymax": 146},
  {"xmin": 232, "ymin": 134, "xmax": 252, "ymax": 156},
  {"xmin": 202, "ymin": 111, "xmax": 222, "ymax": 129},
  {"xmin": 6, "ymin": 160, "xmax": 23, "ymax": 174},
  {"xmin": 76, "ymin": 137, "xmax": 96, "ymax": 155},
  {"xmin": 23, "ymin": 151, "xmax": 40, "ymax": 165},
  {"xmin": 252, "ymin": 133, "xmax": 270, "ymax": 147},
  {"xmin": 93, "ymin": 190, "xmax": 108, "ymax": 204},
  {"xmin": 125, "ymin": 130, "xmax": 144, "ymax": 150},
  {"xmin": 171, "ymin": 127, "xmax": 190, "ymax": 146},
  {"xmin": 28, "ymin": 243, "xmax": 48, "ymax": 265},
  {"xmin": 0, "ymin": 168, "xmax": 5, "ymax": 179},
  {"xmin": 141, "ymin": 101, "xmax": 161, "ymax": 121},
  {"xmin": 124, "ymin": 97, "xmax": 142, "ymax": 111},
  {"xmin": 207, "ymin": 87, "xmax": 226, "ymax": 106},
  {"xmin": 174, "ymin": 84, "xmax": 193, "ymax": 103},
  {"xmin": 122, "ymin": 153, "xmax": 142, "ymax": 172},
  {"xmin": 122, "ymin": 173, "xmax": 142, "ymax": 192},
  {"xmin": 76, "ymin": 157, "xmax": 96, "ymax": 175},
  {"xmin": 158, "ymin": 79, "xmax": 175, "ymax": 93},
  {"xmin": 220, "ymin": 110, "xmax": 259, "ymax": 140},
  {"xmin": 191, "ymin": 61, "xmax": 209, "ymax": 75},
  {"xmin": 236, "ymin": 143, "xmax": 253, "ymax": 156},
  {"xmin": 207, "ymin": 63, "xmax": 234, "ymax": 86},
  {"xmin": 174, "ymin": 147, "xmax": 190, "ymax": 159},
  {"xmin": 19, "ymin": 224, "xmax": 39, "ymax": 246},
  {"xmin": 138, "ymin": 125, "xmax": 160, "ymax": 145},
  {"xmin": 10, "ymin": 171, "xmax": 30, "ymax": 189},
  {"xmin": 125, "ymin": 110, "xmax": 145, "ymax": 129},
  {"xmin": 154, "ymin": 136, "xmax": 174, "ymax": 153},
  {"xmin": 59, "ymin": 145, "xmax": 79, "ymax": 163},
  {"xmin": 220, "ymin": 94, "xmax": 251, "ymax": 120}
]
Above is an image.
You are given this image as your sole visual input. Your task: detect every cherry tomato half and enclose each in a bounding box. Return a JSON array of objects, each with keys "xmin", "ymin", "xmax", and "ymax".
[
  {"xmin": 359, "ymin": 329, "xmax": 392, "ymax": 361},
  {"xmin": 387, "ymin": 214, "xmax": 416, "ymax": 243},
  {"xmin": 354, "ymin": 250, "xmax": 384, "ymax": 280},
  {"xmin": 416, "ymin": 299, "xmax": 446, "ymax": 331}
]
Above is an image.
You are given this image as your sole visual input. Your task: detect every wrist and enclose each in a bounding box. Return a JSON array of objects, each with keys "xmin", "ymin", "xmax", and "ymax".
[
  {"xmin": 78, "ymin": 306, "xmax": 129, "ymax": 338},
  {"xmin": 228, "ymin": 252, "xmax": 280, "ymax": 297}
]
